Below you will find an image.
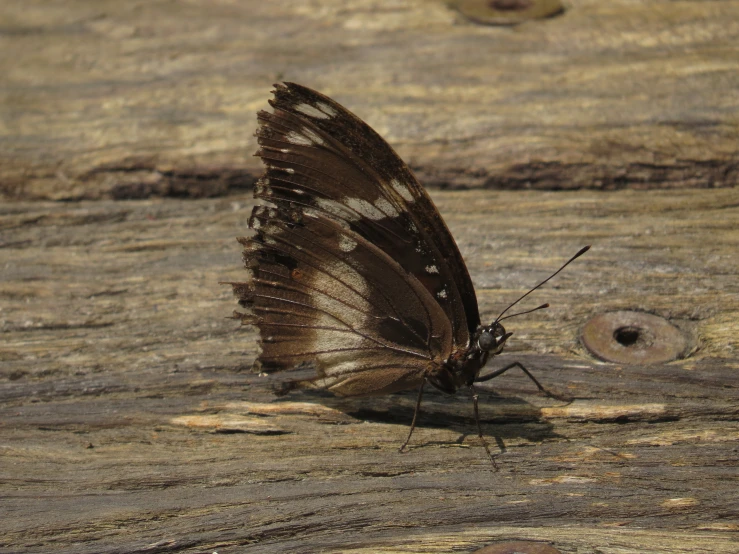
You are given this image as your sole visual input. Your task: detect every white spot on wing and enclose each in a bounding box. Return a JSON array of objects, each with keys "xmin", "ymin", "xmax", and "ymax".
[
  {"xmin": 296, "ymin": 103, "xmax": 331, "ymax": 119},
  {"xmin": 437, "ymin": 289, "xmax": 447, "ymax": 299},
  {"xmin": 304, "ymin": 127, "xmax": 325, "ymax": 145},
  {"xmin": 316, "ymin": 102, "xmax": 337, "ymax": 117},
  {"xmin": 285, "ymin": 131, "xmax": 312, "ymax": 146},
  {"xmin": 374, "ymin": 197, "xmax": 399, "ymax": 218},
  {"xmin": 425, "ymin": 265, "xmax": 439, "ymax": 274},
  {"xmin": 339, "ymin": 234, "xmax": 357, "ymax": 252},
  {"xmin": 315, "ymin": 198, "xmax": 359, "ymax": 221},
  {"xmin": 345, "ymin": 197, "xmax": 386, "ymax": 221},
  {"xmin": 283, "ymin": 168, "xmax": 295, "ymax": 174},
  {"xmin": 391, "ymin": 179, "xmax": 414, "ymax": 202}
]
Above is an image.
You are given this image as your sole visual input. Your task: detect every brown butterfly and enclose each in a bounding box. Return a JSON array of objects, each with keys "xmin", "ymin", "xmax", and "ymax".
[{"xmin": 228, "ymin": 83, "xmax": 588, "ymax": 463}]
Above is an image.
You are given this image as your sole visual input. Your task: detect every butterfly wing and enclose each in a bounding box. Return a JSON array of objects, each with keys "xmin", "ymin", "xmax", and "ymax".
[
  {"xmin": 231, "ymin": 205, "xmax": 453, "ymax": 396},
  {"xmin": 253, "ymin": 83, "xmax": 481, "ymax": 349}
]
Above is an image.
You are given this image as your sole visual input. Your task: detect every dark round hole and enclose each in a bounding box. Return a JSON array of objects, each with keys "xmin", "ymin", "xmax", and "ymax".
[
  {"xmin": 614, "ymin": 326, "xmax": 641, "ymax": 347},
  {"xmin": 488, "ymin": 0, "xmax": 534, "ymax": 11}
]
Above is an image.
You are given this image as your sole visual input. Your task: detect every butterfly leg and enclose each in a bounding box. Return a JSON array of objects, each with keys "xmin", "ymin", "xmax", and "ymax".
[
  {"xmin": 476, "ymin": 362, "xmax": 571, "ymax": 402},
  {"xmin": 399, "ymin": 381, "xmax": 425, "ymax": 453},
  {"xmin": 470, "ymin": 384, "xmax": 499, "ymax": 470}
]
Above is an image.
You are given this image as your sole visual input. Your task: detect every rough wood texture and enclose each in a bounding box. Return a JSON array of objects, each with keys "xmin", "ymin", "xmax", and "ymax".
[
  {"xmin": 1, "ymin": 189, "xmax": 737, "ymax": 553},
  {"xmin": 2, "ymin": 0, "xmax": 738, "ymax": 200}
]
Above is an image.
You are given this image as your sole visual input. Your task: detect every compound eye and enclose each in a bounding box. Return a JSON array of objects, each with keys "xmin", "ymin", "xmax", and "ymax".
[{"xmin": 478, "ymin": 331, "xmax": 495, "ymax": 351}]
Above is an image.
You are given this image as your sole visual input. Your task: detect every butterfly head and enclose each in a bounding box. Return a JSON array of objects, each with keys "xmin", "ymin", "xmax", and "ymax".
[{"xmin": 475, "ymin": 322, "xmax": 512, "ymax": 355}]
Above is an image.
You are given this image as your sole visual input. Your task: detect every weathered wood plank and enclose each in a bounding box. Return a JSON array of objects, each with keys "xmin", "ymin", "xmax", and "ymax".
[
  {"xmin": 1, "ymin": 189, "xmax": 737, "ymax": 552},
  {"xmin": 1, "ymin": 0, "xmax": 738, "ymax": 200}
]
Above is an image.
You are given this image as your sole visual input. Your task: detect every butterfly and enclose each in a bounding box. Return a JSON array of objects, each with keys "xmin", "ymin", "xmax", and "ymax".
[{"xmin": 228, "ymin": 83, "xmax": 588, "ymax": 463}]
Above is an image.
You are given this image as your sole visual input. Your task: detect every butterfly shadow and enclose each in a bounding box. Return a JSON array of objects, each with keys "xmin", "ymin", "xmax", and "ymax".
[{"xmin": 263, "ymin": 377, "xmax": 564, "ymax": 453}]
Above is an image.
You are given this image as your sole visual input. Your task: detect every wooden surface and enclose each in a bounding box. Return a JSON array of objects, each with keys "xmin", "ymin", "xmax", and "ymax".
[
  {"xmin": 2, "ymin": 0, "xmax": 738, "ymax": 551},
  {"xmin": 2, "ymin": 188, "xmax": 738, "ymax": 553},
  {"xmin": 2, "ymin": 0, "xmax": 739, "ymax": 200}
]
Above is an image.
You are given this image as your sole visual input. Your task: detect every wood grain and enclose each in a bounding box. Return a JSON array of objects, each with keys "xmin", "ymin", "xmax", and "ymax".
[
  {"xmin": 1, "ymin": 189, "xmax": 737, "ymax": 552},
  {"xmin": 2, "ymin": 0, "xmax": 738, "ymax": 200}
]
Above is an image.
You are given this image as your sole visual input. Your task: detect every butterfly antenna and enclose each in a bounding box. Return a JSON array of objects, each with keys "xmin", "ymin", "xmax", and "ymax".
[
  {"xmin": 493, "ymin": 245, "xmax": 590, "ymax": 324},
  {"xmin": 497, "ymin": 303, "xmax": 550, "ymax": 323}
]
